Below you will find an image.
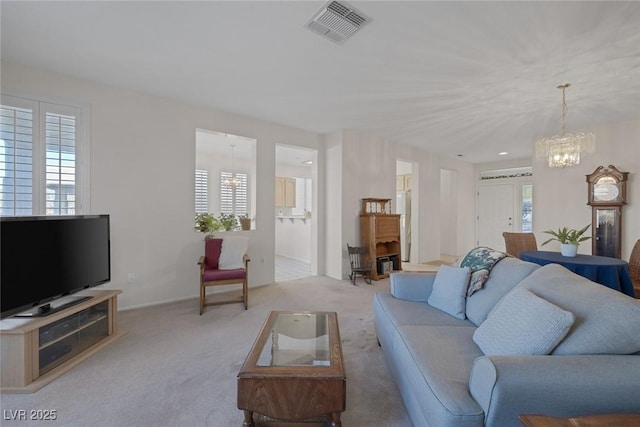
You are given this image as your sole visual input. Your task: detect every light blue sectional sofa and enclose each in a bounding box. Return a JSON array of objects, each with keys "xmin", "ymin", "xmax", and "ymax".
[{"xmin": 373, "ymin": 257, "xmax": 640, "ymax": 427}]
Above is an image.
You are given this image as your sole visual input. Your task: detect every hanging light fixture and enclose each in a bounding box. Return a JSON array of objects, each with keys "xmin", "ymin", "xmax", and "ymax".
[
  {"xmin": 223, "ymin": 143, "xmax": 240, "ymax": 189},
  {"xmin": 534, "ymin": 83, "xmax": 595, "ymax": 168}
]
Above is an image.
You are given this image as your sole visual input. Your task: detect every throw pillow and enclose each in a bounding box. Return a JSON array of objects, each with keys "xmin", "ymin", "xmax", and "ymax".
[
  {"xmin": 427, "ymin": 265, "xmax": 471, "ymax": 319},
  {"xmin": 515, "ymin": 264, "xmax": 640, "ymax": 355},
  {"xmin": 218, "ymin": 236, "xmax": 249, "ymax": 270},
  {"xmin": 473, "ymin": 287, "xmax": 575, "ymax": 355},
  {"xmin": 458, "ymin": 247, "xmax": 508, "ymax": 296}
]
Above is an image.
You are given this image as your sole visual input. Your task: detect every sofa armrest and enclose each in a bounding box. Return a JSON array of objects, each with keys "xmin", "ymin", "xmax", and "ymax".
[
  {"xmin": 469, "ymin": 355, "xmax": 640, "ymax": 427},
  {"xmin": 389, "ymin": 272, "xmax": 436, "ymax": 302}
]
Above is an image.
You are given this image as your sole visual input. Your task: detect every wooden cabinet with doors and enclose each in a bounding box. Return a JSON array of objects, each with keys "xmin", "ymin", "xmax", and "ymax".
[
  {"xmin": 360, "ymin": 198, "xmax": 402, "ymax": 280},
  {"xmin": 275, "ymin": 177, "xmax": 296, "ymax": 208}
]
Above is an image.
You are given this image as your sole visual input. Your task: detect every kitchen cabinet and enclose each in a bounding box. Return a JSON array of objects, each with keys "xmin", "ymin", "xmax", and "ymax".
[{"xmin": 276, "ymin": 177, "xmax": 296, "ymax": 208}]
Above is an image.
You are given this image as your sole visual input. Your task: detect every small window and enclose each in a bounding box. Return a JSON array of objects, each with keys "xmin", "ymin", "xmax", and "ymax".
[{"xmin": 521, "ymin": 184, "xmax": 533, "ymax": 232}]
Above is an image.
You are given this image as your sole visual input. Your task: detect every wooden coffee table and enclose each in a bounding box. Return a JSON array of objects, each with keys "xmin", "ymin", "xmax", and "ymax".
[{"xmin": 237, "ymin": 311, "xmax": 346, "ymax": 427}]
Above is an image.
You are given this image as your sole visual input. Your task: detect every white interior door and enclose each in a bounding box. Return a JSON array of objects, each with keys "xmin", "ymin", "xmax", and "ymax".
[{"xmin": 477, "ymin": 183, "xmax": 515, "ymax": 251}]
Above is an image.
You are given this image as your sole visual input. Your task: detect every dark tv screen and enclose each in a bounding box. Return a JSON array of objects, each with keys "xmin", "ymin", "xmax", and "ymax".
[{"xmin": 1, "ymin": 215, "xmax": 111, "ymax": 318}]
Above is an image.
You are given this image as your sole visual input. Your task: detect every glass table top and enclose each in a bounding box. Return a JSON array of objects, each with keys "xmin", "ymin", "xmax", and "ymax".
[{"xmin": 256, "ymin": 312, "xmax": 330, "ymax": 367}]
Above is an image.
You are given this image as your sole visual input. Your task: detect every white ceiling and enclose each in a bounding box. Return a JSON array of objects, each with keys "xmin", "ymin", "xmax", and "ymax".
[{"xmin": 2, "ymin": 1, "xmax": 639, "ymax": 164}]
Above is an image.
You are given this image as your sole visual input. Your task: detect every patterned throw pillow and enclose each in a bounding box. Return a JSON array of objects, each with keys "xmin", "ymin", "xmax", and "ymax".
[{"xmin": 458, "ymin": 247, "xmax": 507, "ymax": 296}]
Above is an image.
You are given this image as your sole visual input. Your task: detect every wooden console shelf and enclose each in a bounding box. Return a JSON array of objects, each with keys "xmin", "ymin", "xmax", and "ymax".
[
  {"xmin": 0, "ymin": 289, "xmax": 124, "ymax": 393},
  {"xmin": 360, "ymin": 206, "xmax": 402, "ymax": 280}
]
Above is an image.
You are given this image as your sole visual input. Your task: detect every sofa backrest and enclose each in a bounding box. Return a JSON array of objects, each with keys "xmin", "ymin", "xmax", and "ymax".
[{"xmin": 465, "ymin": 257, "xmax": 540, "ymax": 326}]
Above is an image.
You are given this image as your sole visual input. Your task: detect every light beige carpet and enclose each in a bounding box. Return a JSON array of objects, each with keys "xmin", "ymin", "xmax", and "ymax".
[{"xmin": 1, "ymin": 276, "xmax": 412, "ymax": 427}]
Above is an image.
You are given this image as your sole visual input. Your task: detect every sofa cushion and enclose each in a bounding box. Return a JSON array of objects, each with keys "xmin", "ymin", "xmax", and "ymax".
[
  {"xmin": 473, "ymin": 288, "xmax": 575, "ymax": 355},
  {"xmin": 395, "ymin": 325, "xmax": 484, "ymax": 426},
  {"xmin": 516, "ymin": 263, "xmax": 640, "ymax": 355},
  {"xmin": 374, "ymin": 292, "xmax": 473, "ymax": 329},
  {"xmin": 465, "ymin": 257, "xmax": 540, "ymax": 326},
  {"xmin": 428, "ymin": 266, "xmax": 471, "ymax": 319}
]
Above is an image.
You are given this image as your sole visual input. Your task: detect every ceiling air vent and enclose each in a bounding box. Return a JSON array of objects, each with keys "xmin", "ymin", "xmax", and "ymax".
[{"xmin": 305, "ymin": 1, "xmax": 370, "ymax": 44}]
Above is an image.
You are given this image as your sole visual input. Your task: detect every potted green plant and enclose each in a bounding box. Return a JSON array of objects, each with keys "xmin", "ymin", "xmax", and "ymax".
[
  {"xmin": 541, "ymin": 224, "xmax": 591, "ymax": 257},
  {"xmin": 217, "ymin": 213, "xmax": 238, "ymax": 231},
  {"xmin": 238, "ymin": 214, "xmax": 251, "ymax": 231},
  {"xmin": 194, "ymin": 213, "xmax": 221, "ymax": 239}
]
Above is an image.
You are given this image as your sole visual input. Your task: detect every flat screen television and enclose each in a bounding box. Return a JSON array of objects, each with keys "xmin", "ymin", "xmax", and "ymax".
[{"xmin": 1, "ymin": 215, "xmax": 111, "ymax": 319}]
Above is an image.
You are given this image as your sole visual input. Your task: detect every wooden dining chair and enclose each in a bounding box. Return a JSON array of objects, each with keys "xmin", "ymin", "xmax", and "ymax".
[
  {"xmin": 629, "ymin": 239, "xmax": 640, "ymax": 299},
  {"xmin": 347, "ymin": 244, "xmax": 372, "ymax": 285},
  {"xmin": 502, "ymin": 232, "xmax": 538, "ymax": 259}
]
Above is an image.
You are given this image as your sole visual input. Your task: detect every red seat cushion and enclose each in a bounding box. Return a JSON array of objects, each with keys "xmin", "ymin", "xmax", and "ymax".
[{"xmin": 202, "ymin": 268, "xmax": 246, "ymax": 282}]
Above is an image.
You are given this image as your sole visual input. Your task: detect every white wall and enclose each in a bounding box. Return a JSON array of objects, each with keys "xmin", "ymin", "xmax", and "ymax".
[
  {"xmin": 533, "ymin": 119, "xmax": 640, "ymax": 259},
  {"xmin": 440, "ymin": 169, "xmax": 457, "ymax": 256},
  {"xmin": 275, "ymin": 219, "xmax": 311, "ymax": 262},
  {"xmin": 1, "ymin": 61, "xmax": 323, "ymax": 309},
  {"xmin": 323, "ymin": 132, "xmax": 343, "ymax": 279}
]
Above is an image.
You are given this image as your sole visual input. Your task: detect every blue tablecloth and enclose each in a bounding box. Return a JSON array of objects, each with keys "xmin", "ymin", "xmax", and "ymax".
[{"xmin": 520, "ymin": 250, "xmax": 635, "ymax": 297}]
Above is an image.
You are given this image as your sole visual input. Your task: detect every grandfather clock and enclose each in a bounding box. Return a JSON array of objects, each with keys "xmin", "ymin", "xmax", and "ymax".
[{"xmin": 586, "ymin": 165, "xmax": 628, "ymax": 258}]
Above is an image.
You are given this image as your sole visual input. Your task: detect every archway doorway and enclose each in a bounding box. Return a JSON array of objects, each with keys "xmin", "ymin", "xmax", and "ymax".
[{"xmin": 274, "ymin": 145, "xmax": 317, "ymax": 281}]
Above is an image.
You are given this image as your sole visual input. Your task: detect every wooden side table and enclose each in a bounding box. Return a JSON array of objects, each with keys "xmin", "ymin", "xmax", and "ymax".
[{"xmin": 519, "ymin": 413, "xmax": 640, "ymax": 427}]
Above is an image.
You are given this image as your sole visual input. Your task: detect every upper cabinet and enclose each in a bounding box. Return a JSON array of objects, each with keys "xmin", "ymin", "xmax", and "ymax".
[{"xmin": 276, "ymin": 177, "xmax": 296, "ymax": 207}]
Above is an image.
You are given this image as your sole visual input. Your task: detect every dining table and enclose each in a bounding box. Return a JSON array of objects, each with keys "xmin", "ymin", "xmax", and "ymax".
[{"xmin": 519, "ymin": 250, "xmax": 635, "ymax": 297}]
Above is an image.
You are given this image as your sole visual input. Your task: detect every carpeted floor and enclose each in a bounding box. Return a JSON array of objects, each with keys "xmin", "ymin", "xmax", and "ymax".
[{"xmin": 1, "ymin": 276, "xmax": 412, "ymax": 427}]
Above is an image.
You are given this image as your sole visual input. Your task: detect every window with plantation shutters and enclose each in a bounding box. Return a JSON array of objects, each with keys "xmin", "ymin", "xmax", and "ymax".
[
  {"xmin": 220, "ymin": 171, "xmax": 248, "ymax": 216},
  {"xmin": 0, "ymin": 104, "xmax": 33, "ymax": 216},
  {"xmin": 195, "ymin": 169, "xmax": 208, "ymax": 213},
  {"xmin": 45, "ymin": 112, "xmax": 76, "ymax": 215},
  {"xmin": 0, "ymin": 94, "xmax": 89, "ymax": 216}
]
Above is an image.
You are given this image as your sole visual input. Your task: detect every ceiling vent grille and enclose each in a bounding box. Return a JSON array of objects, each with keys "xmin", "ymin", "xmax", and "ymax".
[{"xmin": 305, "ymin": 1, "xmax": 370, "ymax": 44}]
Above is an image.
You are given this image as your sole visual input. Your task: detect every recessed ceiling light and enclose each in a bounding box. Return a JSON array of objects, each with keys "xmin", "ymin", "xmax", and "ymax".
[
  {"xmin": 303, "ymin": 160, "xmax": 313, "ymax": 165},
  {"xmin": 499, "ymin": 152, "xmax": 508, "ymax": 156}
]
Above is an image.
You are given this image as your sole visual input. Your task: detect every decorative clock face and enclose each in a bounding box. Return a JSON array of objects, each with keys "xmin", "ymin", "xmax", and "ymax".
[
  {"xmin": 594, "ymin": 181, "xmax": 620, "ymax": 202},
  {"xmin": 587, "ymin": 165, "xmax": 627, "ymax": 206}
]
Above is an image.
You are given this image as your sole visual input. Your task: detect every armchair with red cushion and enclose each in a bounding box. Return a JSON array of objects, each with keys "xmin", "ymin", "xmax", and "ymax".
[{"xmin": 198, "ymin": 237, "xmax": 250, "ymax": 315}]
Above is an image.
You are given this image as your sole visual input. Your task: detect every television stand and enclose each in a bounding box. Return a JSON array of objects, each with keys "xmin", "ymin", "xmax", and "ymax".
[
  {"xmin": 15, "ymin": 295, "xmax": 94, "ymax": 318},
  {"xmin": 0, "ymin": 289, "xmax": 123, "ymax": 393}
]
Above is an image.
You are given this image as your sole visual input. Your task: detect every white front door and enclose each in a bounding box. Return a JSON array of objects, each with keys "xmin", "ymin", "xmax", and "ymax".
[{"xmin": 477, "ymin": 183, "xmax": 515, "ymax": 251}]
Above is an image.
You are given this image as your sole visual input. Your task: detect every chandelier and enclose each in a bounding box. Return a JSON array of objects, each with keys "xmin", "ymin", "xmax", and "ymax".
[
  {"xmin": 224, "ymin": 144, "xmax": 240, "ymax": 189},
  {"xmin": 534, "ymin": 83, "xmax": 595, "ymax": 168}
]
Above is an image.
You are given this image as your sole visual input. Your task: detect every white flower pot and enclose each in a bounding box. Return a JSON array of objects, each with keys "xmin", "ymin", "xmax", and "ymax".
[{"xmin": 560, "ymin": 243, "xmax": 578, "ymax": 257}]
